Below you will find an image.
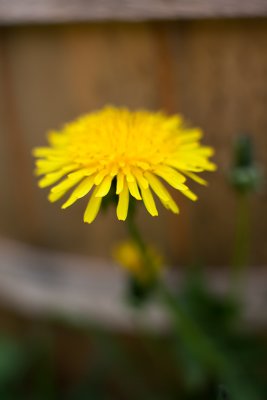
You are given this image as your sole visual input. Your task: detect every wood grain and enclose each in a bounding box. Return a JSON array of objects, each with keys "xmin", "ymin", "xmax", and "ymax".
[
  {"xmin": 0, "ymin": 0, "xmax": 267, "ymax": 24},
  {"xmin": 0, "ymin": 31, "xmax": 40, "ymax": 241}
]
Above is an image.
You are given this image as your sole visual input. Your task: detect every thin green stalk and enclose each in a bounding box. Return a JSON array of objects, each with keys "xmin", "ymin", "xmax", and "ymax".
[
  {"xmin": 126, "ymin": 212, "xmax": 156, "ymax": 277},
  {"xmin": 232, "ymin": 192, "xmax": 250, "ymax": 291},
  {"xmin": 126, "ymin": 214, "xmax": 147, "ymax": 258}
]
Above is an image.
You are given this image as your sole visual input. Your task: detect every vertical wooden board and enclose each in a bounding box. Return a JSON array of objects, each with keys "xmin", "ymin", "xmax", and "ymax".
[
  {"xmin": 0, "ymin": 26, "xmax": 74, "ymax": 245},
  {"xmin": 152, "ymin": 23, "xmax": 195, "ymax": 265},
  {"xmin": 0, "ymin": 34, "xmax": 11, "ymax": 233},
  {"xmin": 168, "ymin": 19, "xmax": 267, "ymax": 266},
  {"xmin": 0, "ymin": 29, "xmax": 41, "ymax": 240},
  {"xmin": 61, "ymin": 23, "xmax": 159, "ymax": 112}
]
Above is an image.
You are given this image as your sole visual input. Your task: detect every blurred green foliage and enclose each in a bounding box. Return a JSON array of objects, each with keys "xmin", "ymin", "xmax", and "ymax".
[
  {"xmin": 0, "ymin": 134, "xmax": 266, "ymax": 399},
  {"xmin": 169, "ymin": 270, "xmax": 267, "ymax": 400},
  {"xmin": 229, "ymin": 134, "xmax": 262, "ymax": 194},
  {"xmin": 0, "ymin": 281, "xmax": 266, "ymax": 400}
]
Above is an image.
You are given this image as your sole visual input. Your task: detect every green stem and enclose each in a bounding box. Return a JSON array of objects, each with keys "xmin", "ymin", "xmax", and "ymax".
[
  {"xmin": 126, "ymin": 211, "xmax": 157, "ymax": 277},
  {"xmin": 126, "ymin": 213, "xmax": 147, "ymax": 258},
  {"xmin": 232, "ymin": 192, "xmax": 250, "ymax": 291}
]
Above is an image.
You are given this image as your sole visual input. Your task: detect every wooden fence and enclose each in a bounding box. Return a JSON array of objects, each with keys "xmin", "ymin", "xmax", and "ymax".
[{"xmin": 0, "ymin": 11, "xmax": 267, "ymax": 266}]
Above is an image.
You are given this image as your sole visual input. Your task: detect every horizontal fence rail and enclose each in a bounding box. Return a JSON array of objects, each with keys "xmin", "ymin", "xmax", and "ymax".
[{"xmin": 0, "ymin": 0, "xmax": 267, "ymax": 25}]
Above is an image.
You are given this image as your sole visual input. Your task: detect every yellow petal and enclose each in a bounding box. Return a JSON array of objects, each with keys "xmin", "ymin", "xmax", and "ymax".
[
  {"xmin": 116, "ymin": 172, "xmax": 124, "ymax": 194},
  {"xmin": 62, "ymin": 176, "xmax": 95, "ymax": 209},
  {"xmin": 184, "ymin": 171, "xmax": 208, "ymax": 186},
  {"xmin": 178, "ymin": 129, "xmax": 202, "ymax": 143},
  {"xmin": 169, "ymin": 156, "xmax": 214, "ymax": 172},
  {"xmin": 154, "ymin": 166, "xmax": 187, "ymax": 190},
  {"xmin": 197, "ymin": 146, "xmax": 215, "ymax": 157},
  {"xmin": 182, "ymin": 189, "xmax": 198, "ymax": 201},
  {"xmin": 39, "ymin": 170, "xmax": 68, "ymax": 188},
  {"xmin": 32, "ymin": 147, "xmax": 54, "ymax": 157},
  {"xmin": 48, "ymin": 130, "xmax": 67, "ymax": 146},
  {"xmin": 38, "ymin": 165, "xmax": 76, "ymax": 188},
  {"xmin": 84, "ymin": 189, "xmax": 102, "ymax": 223},
  {"xmin": 95, "ymin": 175, "xmax": 113, "ymax": 197},
  {"xmin": 128, "ymin": 178, "xmax": 141, "ymax": 200},
  {"xmin": 117, "ymin": 184, "xmax": 129, "ymax": 221},
  {"xmin": 203, "ymin": 161, "xmax": 217, "ymax": 171},
  {"xmin": 48, "ymin": 174, "xmax": 83, "ymax": 203},
  {"xmin": 133, "ymin": 168, "xmax": 149, "ymax": 189},
  {"xmin": 140, "ymin": 187, "xmax": 158, "ymax": 217},
  {"xmin": 110, "ymin": 165, "xmax": 118, "ymax": 177},
  {"xmin": 68, "ymin": 167, "xmax": 97, "ymax": 180},
  {"xmin": 145, "ymin": 172, "xmax": 170, "ymax": 202},
  {"xmin": 162, "ymin": 195, "xmax": 179, "ymax": 214},
  {"xmin": 48, "ymin": 191, "xmax": 66, "ymax": 203},
  {"xmin": 124, "ymin": 166, "xmax": 135, "ymax": 183},
  {"xmin": 35, "ymin": 159, "xmax": 67, "ymax": 175},
  {"xmin": 94, "ymin": 169, "xmax": 108, "ymax": 185},
  {"xmin": 146, "ymin": 172, "xmax": 180, "ymax": 214},
  {"xmin": 51, "ymin": 174, "xmax": 82, "ymax": 193}
]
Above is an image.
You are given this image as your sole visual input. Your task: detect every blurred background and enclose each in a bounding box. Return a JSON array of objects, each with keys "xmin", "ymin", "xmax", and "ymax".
[{"xmin": 0, "ymin": 1, "xmax": 267, "ymax": 399}]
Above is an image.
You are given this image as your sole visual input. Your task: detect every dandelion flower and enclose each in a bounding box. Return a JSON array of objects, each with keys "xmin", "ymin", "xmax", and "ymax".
[
  {"xmin": 33, "ymin": 107, "xmax": 216, "ymax": 223},
  {"xmin": 113, "ymin": 240, "xmax": 163, "ymax": 283}
]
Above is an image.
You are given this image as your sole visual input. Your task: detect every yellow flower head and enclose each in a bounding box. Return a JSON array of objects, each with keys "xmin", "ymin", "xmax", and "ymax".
[
  {"xmin": 113, "ymin": 240, "xmax": 163, "ymax": 283},
  {"xmin": 33, "ymin": 107, "xmax": 216, "ymax": 223}
]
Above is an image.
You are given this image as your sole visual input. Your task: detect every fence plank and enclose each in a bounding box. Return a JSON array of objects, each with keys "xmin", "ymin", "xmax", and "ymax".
[{"xmin": 0, "ymin": 32, "xmax": 40, "ymax": 241}]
